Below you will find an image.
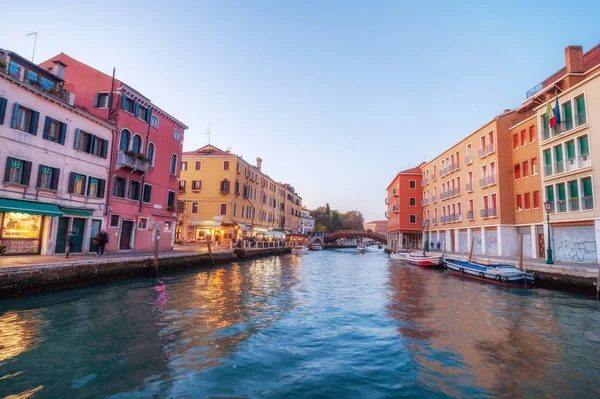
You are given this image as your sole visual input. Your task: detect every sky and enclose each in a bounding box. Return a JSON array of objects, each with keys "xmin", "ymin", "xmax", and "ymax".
[{"xmin": 2, "ymin": 0, "xmax": 600, "ymax": 222}]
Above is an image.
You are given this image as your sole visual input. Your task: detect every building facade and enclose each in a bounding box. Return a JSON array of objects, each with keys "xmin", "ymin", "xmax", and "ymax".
[
  {"xmin": 364, "ymin": 220, "xmax": 387, "ymax": 235},
  {"xmin": 39, "ymin": 53, "xmax": 188, "ymax": 252},
  {"xmin": 386, "ymin": 166, "xmax": 423, "ymax": 250},
  {"xmin": 0, "ymin": 49, "xmax": 113, "ymax": 255},
  {"xmin": 178, "ymin": 145, "xmax": 302, "ymax": 244},
  {"xmin": 301, "ymin": 208, "xmax": 315, "ymax": 234}
]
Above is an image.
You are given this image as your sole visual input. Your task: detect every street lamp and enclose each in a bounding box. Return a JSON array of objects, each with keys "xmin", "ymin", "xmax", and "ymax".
[
  {"xmin": 544, "ymin": 201, "xmax": 554, "ymax": 264},
  {"xmin": 423, "ymin": 219, "xmax": 430, "ymax": 254}
]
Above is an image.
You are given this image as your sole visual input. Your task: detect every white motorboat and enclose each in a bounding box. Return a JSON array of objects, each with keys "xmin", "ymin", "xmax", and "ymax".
[
  {"xmin": 357, "ymin": 244, "xmax": 367, "ymax": 253},
  {"xmin": 390, "ymin": 250, "xmax": 410, "ymax": 260},
  {"xmin": 405, "ymin": 252, "xmax": 443, "ymax": 267},
  {"xmin": 310, "ymin": 243, "xmax": 323, "ymax": 250},
  {"xmin": 292, "ymin": 246, "xmax": 309, "ymax": 255}
]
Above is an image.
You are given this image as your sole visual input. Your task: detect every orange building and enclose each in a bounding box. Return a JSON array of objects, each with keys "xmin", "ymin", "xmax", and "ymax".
[
  {"xmin": 364, "ymin": 220, "xmax": 387, "ymax": 235},
  {"xmin": 385, "ymin": 165, "xmax": 424, "ymax": 250}
]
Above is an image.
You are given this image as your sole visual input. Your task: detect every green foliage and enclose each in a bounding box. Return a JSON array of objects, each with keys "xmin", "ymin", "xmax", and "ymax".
[{"xmin": 309, "ymin": 204, "xmax": 365, "ymax": 232}]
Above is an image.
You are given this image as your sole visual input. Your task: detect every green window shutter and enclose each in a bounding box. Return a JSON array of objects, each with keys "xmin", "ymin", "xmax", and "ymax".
[
  {"xmin": 566, "ymin": 141, "xmax": 575, "ymax": 159},
  {"xmin": 564, "ymin": 102, "xmax": 573, "ymax": 129},
  {"xmin": 583, "ymin": 177, "xmax": 593, "ymax": 197},
  {"xmin": 557, "ymin": 183, "xmax": 566, "ymax": 200},
  {"xmin": 74, "ymin": 128, "xmax": 81, "ymax": 149},
  {"xmin": 29, "ymin": 111, "xmax": 39, "ymax": 135},
  {"xmin": 554, "ymin": 146, "xmax": 563, "ymax": 162},
  {"xmin": 578, "ymin": 136, "xmax": 589, "ymax": 155},
  {"xmin": 544, "ymin": 149, "xmax": 552, "ymax": 165},
  {"xmin": 569, "ymin": 180, "xmax": 579, "ymax": 198},
  {"xmin": 58, "ymin": 122, "xmax": 67, "ymax": 145},
  {"xmin": 121, "ymin": 95, "xmax": 128, "ymax": 110},
  {"xmin": 50, "ymin": 168, "xmax": 60, "ymax": 190},
  {"xmin": 576, "ymin": 95, "xmax": 586, "ymax": 124},
  {"xmin": 0, "ymin": 97, "xmax": 7, "ymax": 124},
  {"xmin": 545, "ymin": 186, "xmax": 554, "ymax": 202},
  {"xmin": 36, "ymin": 165, "xmax": 43, "ymax": 187},
  {"xmin": 43, "ymin": 116, "xmax": 51, "ymax": 139},
  {"xmin": 21, "ymin": 161, "xmax": 32, "ymax": 186},
  {"xmin": 11, "ymin": 103, "xmax": 20, "ymax": 128},
  {"xmin": 543, "ymin": 115, "xmax": 549, "ymax": 134}
]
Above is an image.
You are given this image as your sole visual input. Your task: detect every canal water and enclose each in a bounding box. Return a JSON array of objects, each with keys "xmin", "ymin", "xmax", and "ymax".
[{"xmin": 1, "ymin": 249, "xmax": 600, "ymax": 399}]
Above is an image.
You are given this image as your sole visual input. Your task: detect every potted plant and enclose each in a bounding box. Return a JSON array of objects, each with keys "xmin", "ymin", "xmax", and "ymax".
[
  {"xmin": 124, "ymin": 150, "xmax": 135, "ymax": 157},
  {"xmin": 0, "ymin": 60, "xmax": 6, "ymax": 73}
]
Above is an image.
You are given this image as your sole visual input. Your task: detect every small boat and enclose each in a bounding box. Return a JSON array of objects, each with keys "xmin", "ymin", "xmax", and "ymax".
[
  {"xmin": 405, "ymin": 252, "xmax": 442, "ymax": 267},
  {"xmin": 357, "ymin": 244, "xmax": 367, "ymax": 253},
  {"xmin": 390, "ymin": 250, "xmax": 410, "ymax": 260},
  {"xmin": 292, "ymin": 246, "xmax": 309, "ymax": 255},
  {"xmin": 310, "ymin": 243, "xmax": 323, "ymax": 250},
  {"xmin": 445, "ymin": 258, "xmax": 535, "ymax": 287}
]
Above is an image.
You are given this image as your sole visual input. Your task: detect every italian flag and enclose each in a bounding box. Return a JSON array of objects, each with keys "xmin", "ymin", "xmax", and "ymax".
[{"xmin": 547, "ymin": 99, "xmax": 557, "ymax": 128}]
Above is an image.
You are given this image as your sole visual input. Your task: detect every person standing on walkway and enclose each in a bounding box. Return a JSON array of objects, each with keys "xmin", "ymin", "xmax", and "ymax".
[
  {"xmin": 95, "ymin": 230, "xmax": 108, "ymax": 256},
  {"xmin": 101, "ymin": 230, "xmax": 109, "ymax": 255},
  {"xmin": 66, "ymin": 231, "xmax": 76, "ymax": 258},
  {"xmin": 437, "ymin": 241, "xmax": 441, "ymax": 251}
]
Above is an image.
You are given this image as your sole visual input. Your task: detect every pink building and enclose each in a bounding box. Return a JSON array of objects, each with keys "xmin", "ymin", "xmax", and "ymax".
[{"xmin": 40, "ymin": 54, "xmax": 188, "ymax": 252}]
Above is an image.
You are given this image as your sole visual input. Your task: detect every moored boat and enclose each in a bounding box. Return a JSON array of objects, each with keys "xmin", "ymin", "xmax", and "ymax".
[
  {"xmin": 389, "ymin": 250, "xmax": 410, "ymax": 260},
  {"xmin": 310, "ymin": 243, "xmax": 323, "ymax": 250},
  {"xmin": 357, "ymin": 244, "xmax": 367, "ymax": 253},
  {"xmin": 405, "ymin": 253, "xmax": 442, "ymax": 267},
  {"xmin": 444, "ymin": 258, "xmax": 535, "ymax": 287},
  {"xmin": 292, "ymin": 246, "xmax": 309, "ymax": 255}
]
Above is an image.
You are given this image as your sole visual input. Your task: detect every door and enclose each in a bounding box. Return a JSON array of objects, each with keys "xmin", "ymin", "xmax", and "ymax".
[
  {"xmin": 120, "ymin": 220, "xmax": 134, "ymax": 250},
  {"xmin": 55, "ymin": 217, "xmax": 69, "ymax": 253},
  {"xmin": 89, "ymin": 219, "xmax": 102, "ymax": 253},
  {"xmin": 71, "ymin": 218, "xmax": 86, "ymax": 253},
  {"xmin": 538, "ymin": 233, "xmax": 545, "ymax": 259}
]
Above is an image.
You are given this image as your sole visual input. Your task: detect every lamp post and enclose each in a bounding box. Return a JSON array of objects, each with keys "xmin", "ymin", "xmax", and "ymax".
[
  {"xmin": 423, "ymin": 219, "xmax": 430, "ymax": 255},
  {"xmin": 544, "ymin": 201, "xmax": 554, "ymax": 264}
]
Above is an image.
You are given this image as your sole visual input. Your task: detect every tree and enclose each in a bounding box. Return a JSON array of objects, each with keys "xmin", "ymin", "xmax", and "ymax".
[
  {"xmin": 340, "ymin": 210, "xmax": 365, "ymax": 230},
  {"xmin": 309, "ymin": 204, "xmax": 365, "ymax": 232}
]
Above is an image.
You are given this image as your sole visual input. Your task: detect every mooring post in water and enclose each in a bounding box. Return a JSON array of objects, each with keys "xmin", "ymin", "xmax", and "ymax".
[
  {"xmin": 518, "ymin": 234, "xmax": 524, "ymax": 271},
  {"xmin": 468, "ymin": 236, "xmax": 475, "ymax": 262},
  {"xmin": 207, "ymin": 237, "xmax": 215, "ymax": 266},
  {"xmin": 596, "ymin": 266, "xmax": 600, "ymax": 299},
  {"xmin": 154, "ymin": 224, "xmax": 160, "ymax": 275}
]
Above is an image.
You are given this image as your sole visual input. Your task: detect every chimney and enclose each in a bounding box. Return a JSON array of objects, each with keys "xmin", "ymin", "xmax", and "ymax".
[
  {"xmin": 256, "ymin": 157, "xmax": 262, "ymax": 171},
  {"xmin": 565, "ymin": 45, "xmax": 584, "ymax": 74},
  {"xmin": 50, "ymin": 60, "xmax": 68, "ymax": 79}
]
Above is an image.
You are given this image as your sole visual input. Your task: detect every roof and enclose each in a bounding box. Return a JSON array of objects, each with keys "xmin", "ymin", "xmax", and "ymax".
[
  {"xmin": 182, "ymin": 144, "xmax": 233, "ymax": 157},
  {"xmin": 399, "ymin": 166, "xmax": 422, "ymax": 174},
  {"xmin": 386, "ymin": 163, "xmax": 424, "ymax": 190},
  {"xmin": 365, "ymin": 220, "xmax": 387, "ymax": 225},
  {"xmin": 1, "ymin": 48, "xmax": 64, "ymax": 83}
]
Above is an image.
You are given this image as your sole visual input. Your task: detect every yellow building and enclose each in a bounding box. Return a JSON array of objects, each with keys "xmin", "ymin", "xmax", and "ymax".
[{"xmin": 177, "ymin": 145, "xmax": 303, "ymax": 244}]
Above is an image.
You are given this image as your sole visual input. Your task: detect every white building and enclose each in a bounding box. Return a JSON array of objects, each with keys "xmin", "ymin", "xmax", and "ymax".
[
  {"xmin": 300, "ymin": 208, "xmax": 315, "ymax": 234},
  {"xmin": 0, "ymin": 49, "xmax": 113, "ymax": 255}
]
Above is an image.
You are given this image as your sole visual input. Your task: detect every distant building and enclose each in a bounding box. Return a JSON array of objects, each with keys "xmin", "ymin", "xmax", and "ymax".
[
  {"xmin": 364, "ymin": 220, "xmax": 387, "ymax": 235},
  {"xmin": 385, "ymin": 165, "xmax": 424, "ymax": 250},
  {"xmin": 301, "ymin": 208, "xmax": 315, "ymax": 234}
]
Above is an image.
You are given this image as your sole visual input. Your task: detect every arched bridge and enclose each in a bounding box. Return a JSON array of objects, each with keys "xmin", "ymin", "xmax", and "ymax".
[{"xmin": 309, "ymin": 230, "xmax": 387, "ymax": 246}]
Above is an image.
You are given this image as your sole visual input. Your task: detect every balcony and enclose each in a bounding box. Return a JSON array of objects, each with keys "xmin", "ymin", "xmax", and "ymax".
[
  {"xmin": 385, "ymin": 211, "xmax": 389, "ymax": 218},
  {"xmin": 467, "ymin": 211, "xmax": 474, "ymax": 220},
  {"xmin": 569, "ymin": 198, "xmax": 580, "ymax": 211},
  {"xmin": 393, "ymin": 206, "xmax": 399, "ymax": 213},
  {"xmin": 578, "ymin": 154, "xmax": 592, "ymax": 168},
  {"xmin": 556, "ymin": 200, "xmax": 567, "ymax": 213},
  {"xmin": 465, "ymin": 154, "xmax": 472, "ymax": 165},
  {"xmin": 422, "ymin": 220, "xmax": 428, "ymax": 226},
  {"xmin": 478, "ymin": 144, "xmax": 496, "ymax": 158},
  {"xmin": 554, "ymin": 161, "xmax": 564, "ymax": 174},
  {"xmin": 466, "ymin": 183, "xmax": 473, "ymax": 192},
  {"xmin": 422, "ymin": 198, "xmax": 429, "ymax": 206},
  {"xmin": 544, "ymin": 164, "xmax": 553, "ymax": 177},
  {"xmin": 448, "ymin": 162, "xmax": 460, "ymax": 173},
  {"xmin": 116, "ymin": 151, "xmax": 149, "ymax": 173},
  {"xmin": 479, "ymin": 175, "xmax": 497, "ymax": 188},
  {"xmin": 432, "ymin": 195, "xmax": 437, "ymax": 203},
  {"xmin": 1, "ymin": 62, "xmax": 75, "ymax": 105},
  {"xmin": 575, "ymin": 111, "xmax": 587, "ymax": 126},
  {"xmin": 480, "ymin": 208, "xmax": 498, "ymax": 218},
  {"xmin": 432, "ymin": 173, "xmax": 437, "ymax": 181},
  {"xmin": 393, "ymin": 189, "xmax": 399, "ymax": 197},
  {"xmin": 583, "ymin": 196, "xmax": 594, "ymax": 210},
  {"xmin": 565, "ymin": 157, "xmax": 578, "ymax": 172},
  {"xmin": 421, "ymin": 178, "xmax": 429, "ymax": 186},
  {"xmin": 385, "ymin": 197, "xmax": 389, "ymax": 204},
  {"xmin": 432, "ymin": 217, "xmax": 437, "ymax": 225}
]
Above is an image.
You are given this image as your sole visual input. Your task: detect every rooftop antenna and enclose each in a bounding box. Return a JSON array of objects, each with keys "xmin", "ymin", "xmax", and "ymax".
[
  {"xmin": 26, "ymin": 32, "xmax": 38, "ymax": 62},
  {"xmin": 205, "ymin": 122, "xmax": 212, "ymax": 145}
]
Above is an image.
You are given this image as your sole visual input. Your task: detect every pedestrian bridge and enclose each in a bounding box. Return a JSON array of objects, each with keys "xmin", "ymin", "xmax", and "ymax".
[{"xmin": 309, "ymin": 230, "xmax": 387, "ymax": 246}]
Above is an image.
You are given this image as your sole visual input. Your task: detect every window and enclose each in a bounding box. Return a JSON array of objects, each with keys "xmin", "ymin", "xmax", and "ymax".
[
  {"xmin": 69, "ymin": 172, "xmax": 87, "ymax": 195},
  {"xmin": 191, "ymin": 202, "xmax": 198, "ymax": 214},
  {"xmin": 409, "ymin": 180, "xmax": 416, "ymax": 189},
  {"xmin": 529, "ymin": 126, "xmax": 536, "ymax": 143},
  {"xmin": 516, "ymin": 194, "xmax": 522, "ymax": 210},
  {"xmin": 223, "ymin": 160, "xmax": 230, "ymax": 171},
  {"xmin": 192, "ymin": 180, "xmax": 201, "ymax": 190},
  {"xmin": 543, "ymin": 149, "xmax": 552, "ymax": 176},
  {"xmin": 568, "ymin": 180, "xmax": 579, "ymax": 211},
  {"xmin": 170, "ymin": 154, "xmax": 177, "ymax": 175},
  {"xmin": 179, "ymin": 180, "xmax": 186, "ymax": 192},
  {"xmin": 514, "ymin": 164, "xmax": 520, "ymax": 179},
  {"xmin": 138, "ymin": 217, "xmax": 148, "ymax": 230},
  {"xmin": 74, "ymin": 129, "xmax": 108, "ymax": 158},
  {"xmin": 521, "ymin": 129, "xmax": 527, "ymax": 146},
  {"xmin": 181, "ymin": 161, "xmax": 188, "ymax": 171},
  {"xmin": 164, "ymin": 221, "xmax": 172, "ymax": 231},
  {"xmin": 87, "ymin": 177, "xmax": 106, "ymax": 198},
  {"xmin": 37, "ymin": 165, "xmax": 59, "ymax": 190},
  {"xmin": 121, "ymin": 95, "xmax": 134, "ymax": 113},
  {"xmin": 523, "ymin": 161, "xmax": 529, "ymax": 177},
  {"xmin": 132, "ymin": 134, "xmax": 143, "ymax": 154},
  {"xmin": 533, "ymin": 191, "xmax": 540, "ymax": 208},
  {"xmin": 563, "ymin": 101, "xmax": 573, "ymax": 131},
  {"xmin": 167, "ymin": 191, "xmax": 176, "ymax": 209},
  {"xmin": 409, "ymin": 214, "xmax": 416, "ymax": 224},
  {"xmin": 524, "ymin": 193, "xmax": 531, "ymax": 209},
  {"xmin": 554, "ymin": 145, "xmax": 564, "ymax": 173},
  {"xmin": 150, "ymin": 115, "xmax": 159, "ymax": 128},
  {"xmin": 12, "ymin": 104, "xmax": 39, "ymax": 135},
  {"xmin": 220, "ymin": 204, "xmax": 227, "ymax": 216},
  {"xmin": 110, "ymin": 215, "xmax": 120, "ymax": 227},
  {"xmin": 409, "ymin": 197, "xmax": 416, "ymax": 206},
  {"xmin": 128, "ymin": 180, "xmax": 141, "ymax": 200},
  {"xmin": 513, "ymin": 133, "xmax": 519, "ymax": 150},
  {"xmin": 195, "ymin": 161, "xmax": 202, "ymax": 170},
  {"xmin": 113, "ymin": 176, "xmax": 127, "ymax": 198},
  {"xmin": 582, "ymin": 177, "xmax": 593, "ymax": 210},
  {"xmin": 142, "ymin": 184, "xmax": 152, "ymax": 203},
  {"xmin": 578, "ymin": 136, "xmax": 590, "ymax": 157},
  {"xmin": 27, "ymin": 70, "xmax": 38, "ymax": 84},
  {"xmin": 43, "ymin": 117, "xmax": 66, "ymax": 144},
  {"xmin": 119, "ymin": 129, "xmax": 131, "ymax": 151},
  {"xmin": 220, "ymin": 179, "xmax": 230, "ymax": 193},
  {"xmin": 94, "ymin": 93, "xmax": 110, "ymax": 108},
  {"xmin": 532, "ymin": 158, "xmax": 538, "ymax": 175},
  {"xmin": 134, "ymin": 103, "xmax": 150, "ymax": 122},
  {"xmin": 4, "ymin": 157, "xmax": 32, "ymax": 185},
  {"xmin": 556, "ymin": 182, "xmax": 566, "ymax": 212},
  {"xmin": 575, "ymin": 95, "xmax": 586, "ymax": 125},
  {"xmin": 174, "ymin": 129, "xmax": 182, "ymax": 141},
  {"xmin": 146, "ymin": 143, "xmax": 155, "ymax": 166}
]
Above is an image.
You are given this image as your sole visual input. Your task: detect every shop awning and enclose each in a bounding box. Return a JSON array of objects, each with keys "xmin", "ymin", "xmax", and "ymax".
[
  {"xmin": 59, "ymin": 206, "xmax": 94, "ymax": 217},
  {"xmin": 0, "ymin": 198, "xmax": 63, "ymax": 217},
  {"xmin": 191, "ymin": 220, "xmax": 222, "ymax": 228},
  {"xmin": 235, "ymin": 223, "xmax": 252, "ymax": 231}
]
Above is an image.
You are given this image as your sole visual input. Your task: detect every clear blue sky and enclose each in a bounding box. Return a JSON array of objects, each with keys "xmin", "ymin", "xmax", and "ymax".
[{"xmin": 2, "ymin": 0, "xmax": 599, "ymax": 221}]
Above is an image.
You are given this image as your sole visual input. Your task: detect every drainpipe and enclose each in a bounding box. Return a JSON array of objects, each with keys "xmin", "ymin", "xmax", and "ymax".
[
  {"xmin": 138, "ymin": 107, "xmax": 153, "ymax": 215},
  {"xmin": 104, "ymin": 67, "xmax": 117, "ymax": 217}
]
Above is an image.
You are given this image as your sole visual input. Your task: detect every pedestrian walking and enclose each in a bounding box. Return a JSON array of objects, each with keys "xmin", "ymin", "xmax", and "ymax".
[
  {"xmin": 66, "ymin": 231, "xmax": 76, "ymax": 258},
  {"xmin": 436, "ymin": 241, "xmax": 441, "ymax": 251},
  {"xmin": 95, "ymin": 230, "xmax": 108, "ymax": 256},
  {"xmin": 430, "ymin": 241, "xmax": 434, "ymax": 251}
]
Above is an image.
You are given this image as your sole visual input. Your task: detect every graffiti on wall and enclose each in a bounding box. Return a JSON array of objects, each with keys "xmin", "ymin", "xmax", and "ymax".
[
  {"xmin": 554, "ymin": 240, "xmax": 597, "ymax": 263},
  {"xmin": 486, "ymin": 232, "xmax": 498, "ymax": 256}
]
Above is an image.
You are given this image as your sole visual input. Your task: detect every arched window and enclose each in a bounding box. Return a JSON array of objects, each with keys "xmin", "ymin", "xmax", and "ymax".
[
  {"xmin": 170, "ymin": 154, "xmax": 177, "ymax": 175},
  {"xmin": 220, "ymin": 178, "xmax": 230, "ymax": 194},
  {"xmin": 147, "ymin": 143, "xmax": 155, "ymax": 166},
  {"xmin": 132, "ymin": 134, "xmax": 143, "ymax": 154},
  {"xmin": 119, "ymin": 129, "xmax": 131, "ymax": 151}
]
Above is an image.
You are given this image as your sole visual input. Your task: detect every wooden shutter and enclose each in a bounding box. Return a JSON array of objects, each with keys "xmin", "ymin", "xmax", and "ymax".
[
  {"xmin": 93, "ymin": 93, "xmax": 100, "ymax": 108},
  {"xmin": 11, "ymin": 103, "xmax": 20, "ymax": 128},
  {"xmin": 74, "ymin": 128, "xmax": 81, "ymax": 149},
  {"xmin": 21, "ymin": 161, "xmax": 32, "ymax": 186},
  {"xmin": 583, "ymin": 178, "xmax": 593, "ymax": 197},
  {"xmin": 43, "ymin": 116, "xmax": 51, "ymax": 139},
  {"xmin": 29, "ymin": 111, "xmax": 39, "ymax": 135},
  {"xmin": 146, "ymin": 108, "xmax": 152, "ymax": 123},
  {"xmin": 50, "ymin": 168, "xmax": 60, "ymax": 190},
  {"xmin": 4, "ymin": 157, "xmax": 13, "ymax": 182},
  {"xmin": 85, "ymin": 134, "xmax": 93, "ymax": 154},
  {"xmin": 134, "ymin": 103, "xmax": 141, "ymax": 118},
  {"xmin": 144, "ymin": 184, "xmax": 152, "ymax": 202},
  {"xmin": 58, "ymin": 122, "xmax": 67, "ymax": 145},
  {"xmin": 68, "ymin": 171, "xmax": 76, "ymax": 193},
  {"xmin": 0, "ymin": 97, "xmax": 7, "ymax": 124},
  {"xmin": 100, "ymin": 139, "xmax": 108, "ymax": 158},
  {"xmin": 97, "ymin": 179, "xmax": 106, "ymax": 198},
  {"xmin": 121, "ymin": 95, "xmax": 127, "ymax": 110},
  {"xmin": 36, "ymin": 165, "xmax": 43, "ymax": 188}
]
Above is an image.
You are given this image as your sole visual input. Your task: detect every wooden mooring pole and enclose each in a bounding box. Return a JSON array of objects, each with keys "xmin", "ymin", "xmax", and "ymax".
[
  {"xmin": 518, "ymin": 234, "xmax": 524, "ymax": 271},
  {"xmin": 153, "ymin": 224, "xmax": 160, "ymax": 275},
  {"xmin": 596, "ymin": 266, "xmax": 600, "ymax": 299},
  {"xmin": 207, "ymin": 237, "xmax": 215, "ymax": 266},
  {"xmin": 467, "ymin": 236, "xmax": 475, "ymax": 262}
]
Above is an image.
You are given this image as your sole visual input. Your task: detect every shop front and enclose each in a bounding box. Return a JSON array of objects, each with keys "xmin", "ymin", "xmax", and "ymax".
[
  {"xmin": 54, "ymin": 206, "xmax": 97, "ymax": 254},
  {"xmin": 0, "ymin": 198, "xmax": 62, "ymax": 255},
  {"xmin": 189, "ymin": 220, "xmax": 224, "ymax": 246}
]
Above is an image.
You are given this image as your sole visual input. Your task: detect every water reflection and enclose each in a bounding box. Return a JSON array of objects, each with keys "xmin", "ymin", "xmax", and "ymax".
[{"xmin": 0, "ymin": 311, "xmax": 44, "ymax": 363}]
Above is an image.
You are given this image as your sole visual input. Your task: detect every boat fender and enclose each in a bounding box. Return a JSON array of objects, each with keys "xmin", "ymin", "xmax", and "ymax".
[
  {"xmin": 459, "ymin": 268, "xmax": 464, "ymax": 274},
  {"xmin": 479, "ymin": 272, "xmax": 484, "ymax": 278},
  {"xmin": 495, "ymin": 275, "xmax": 501, "ymax": 282},
  {"xmin": 502, "ymin": 277, "xmax": 509, "ymax": 283}
]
